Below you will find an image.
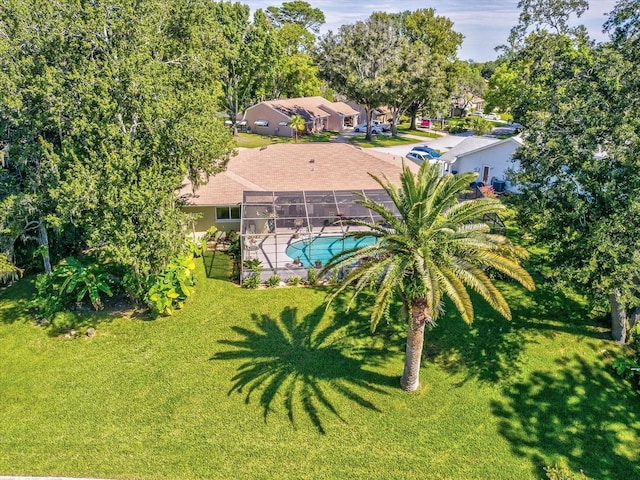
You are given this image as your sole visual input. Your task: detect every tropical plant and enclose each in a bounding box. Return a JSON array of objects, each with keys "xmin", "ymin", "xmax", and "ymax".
[
  {"xmin": 35, "ymin": 256, "xmax": 114, "ymax": 320},
  {"xmin": 146, "ymin": 253, "xmax": 197, "ymax": 316},
  {"xmin": 322, "ymin": 162, "xmax": 534, "ymax": 391},
  {"xmin": 287, "ymin": 275, "xmax": 302, "ymax": 286},
  {"xmin": 289, "ymin": 114, "xmax": 306, "ymax": 143}
]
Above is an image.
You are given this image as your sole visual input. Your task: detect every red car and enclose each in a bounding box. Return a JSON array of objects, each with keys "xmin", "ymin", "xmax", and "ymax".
[{"xmin": 420, "ymin": 118, "xmax": 431, "ymax": 128}]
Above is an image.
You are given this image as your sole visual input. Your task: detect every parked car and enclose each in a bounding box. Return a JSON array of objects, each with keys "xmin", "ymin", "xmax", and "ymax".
[
  {"xmin": 410, "ymin": 145, "xmax": 441, "ymax": 158},
  {"xmin": 469, "ymin": 111, "xmax": 484, "ymax": 117},
  {"xmin": 484, "ymin": 113, "xmax": 501, "ymax": 121},
  {"xmin": 353, "ymin": 123, "xmax": 382, "ymax": 134},
  {"xmin": 406, "ymin": 151, "xmax": 439, "ymax": 165}
]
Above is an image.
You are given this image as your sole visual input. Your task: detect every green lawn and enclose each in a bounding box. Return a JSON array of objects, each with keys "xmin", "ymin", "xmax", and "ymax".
[
  {"xmin": 235, "ymin": 132, "xmax": 336, "ymax": 148},
  {"xmin": 349, "ymin": 134, "xmax": 417, "ymax": 148},
  {"xmin": 396, "ymin": 123, "xmax": 442, "ymax": 138},
  {"xmin": 1, "ymin": 252, "xmax": 639, "ymax": 479}
]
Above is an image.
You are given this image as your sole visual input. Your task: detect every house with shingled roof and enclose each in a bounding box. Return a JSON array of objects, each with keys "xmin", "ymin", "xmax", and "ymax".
[
  {"xmin": 243, "ymin": 96, "xmax": 359, "ymax": 136},
  {"xmin": 178, "ymin": 142, "xmax": 416, "ymax": 236},
  {"xmin": 440, "ymin": 135, "xmax": 523, "ymax": 193}
]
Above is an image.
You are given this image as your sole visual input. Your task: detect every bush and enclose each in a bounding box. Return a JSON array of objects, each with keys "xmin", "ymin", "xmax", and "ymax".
[
  {"xmin": 35, "ymin": 256, "xmax": 114, "ymax": 321},
  {"xmin": 448, "ymin": 124, "xmax": 467, "ymax": 134},
  {"xmin": 267, "ymin": 274, "xmax": 280, "ymax": 288},
  {"xmin": 242, "ymin": 274, "xmax": 260, "ymax": 289},
  {"xmin": 145, "ymin": 253, "xmax": 196, "ymax": 316},
  {"xmin": 287, "ymin": 275, "xmax": 302, "ymax": 286},
  {"xmin": 306, "ymin": 267, "xmax": 318, "ymax": 285}
]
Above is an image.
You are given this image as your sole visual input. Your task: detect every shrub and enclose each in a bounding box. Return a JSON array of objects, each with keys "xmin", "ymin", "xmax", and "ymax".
[
  {"xmin": 242, "ymin": 274, "xmax": 260, "ymax": 289},
  {"xmin": 145, "ymin": 253, "xmax": 196, "ymax": 316},
  {"xmin": 35, "ymin": 256, "xmax": 113, "ymax": 320},
  {"xmin": 267, "ymin": 274, "xmax": 280, "ymax": 288},
  {"xmin": 306, "ymin": 267, "xmax": 318, "ymax": 285},
  {"xmin": 287, "ymin": 275, "xmax": 302, "ymax": 286}
]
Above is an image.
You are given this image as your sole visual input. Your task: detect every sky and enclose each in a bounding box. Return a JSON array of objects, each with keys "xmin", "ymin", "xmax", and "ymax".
[{"xmin": 242, "ymin": 0, "xmax": 620, "ymax": 61}]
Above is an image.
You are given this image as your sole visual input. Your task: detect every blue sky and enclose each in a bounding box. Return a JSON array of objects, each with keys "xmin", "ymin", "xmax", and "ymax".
[{"xmin": 243, "ymin": 0, "xmax": 619, "ymax": 61}]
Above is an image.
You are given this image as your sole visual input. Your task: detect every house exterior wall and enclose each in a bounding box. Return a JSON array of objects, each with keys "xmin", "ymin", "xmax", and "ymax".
[
  {"xmin": 183, "ymin": 206, "xmax": 241, "ymax": 239},
  {"xmin": 244, "ymin": 103, "xmax": 293, "ymax": 137},
  {"xmin": 450, "ymin": 141, "xmax": 521, "ymax": 192}
]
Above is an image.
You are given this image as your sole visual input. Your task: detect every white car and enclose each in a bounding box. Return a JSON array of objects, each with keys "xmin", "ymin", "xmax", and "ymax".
[
  {"xmin": 353, "ymin": 123, "xmax": 382, "ymax": 134},
  {"xmin": 484, "ymin": 113, "xmax": 501, "ymax": 121},
  {"xmin": 406, "ymin": 151, "xmax": 439, "ymax": 165}
]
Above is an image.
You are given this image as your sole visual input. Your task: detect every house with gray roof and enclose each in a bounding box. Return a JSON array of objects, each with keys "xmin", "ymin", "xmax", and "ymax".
[{"xmin": 440, "ymin": 136, "xmax": 523, "ymax": 193}]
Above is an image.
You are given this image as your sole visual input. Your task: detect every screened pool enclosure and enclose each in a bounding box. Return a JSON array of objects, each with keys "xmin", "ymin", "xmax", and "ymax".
[{"xmin": 240, "ymin": 190, "xmax": 398, "ymax": 281}]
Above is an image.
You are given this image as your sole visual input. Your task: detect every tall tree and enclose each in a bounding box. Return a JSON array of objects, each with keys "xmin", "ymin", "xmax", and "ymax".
[
  {"xmin": 398, "ymin": 8, "xmax": 463, "ymax": 130},
  {"xmin": 266, "ymin": 1, "xmax": 325, "ymax": 33},
  {"xmin": 323, "ymin": 163, "xmax": 534, "ymax": 391},
  {"xmin": 216, "ymin": 4, "xmax": 281, "ymax": 135},
  {"xmin": 505, "ymin": 0, "xmax": 640, "ymax": 343},
  {"xmin": 270, "ymin": 21, "xmax": 322, "ymax": 98},
  {"xmin": 0, "ymin": 0, "xmax": 234, "ymax": 294},
  {"xmin": 316, "ymin": 15, "xmax": 396, "ymax": 140}
]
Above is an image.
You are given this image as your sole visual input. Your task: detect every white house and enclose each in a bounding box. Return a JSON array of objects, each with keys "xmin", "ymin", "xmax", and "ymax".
[{"xmin": 440, "ymin": 136, "xmax": 523, "ymax": 192}]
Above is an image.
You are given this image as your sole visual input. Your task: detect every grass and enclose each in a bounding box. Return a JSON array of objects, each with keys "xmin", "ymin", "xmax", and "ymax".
[
  {"xmin": 1, "ymin": 251, "xmax": 639, "ymax": 479},
  {"xmin": 235, "ymin": 132, "xmax": 336, "ymax": 148},
  {"xmin": 396, "ymin": 123, "xmax": 442, "ymax": 138},
  {"xmin": 349, "ymin": 134, "xmax": 417, "ymax": 148}
]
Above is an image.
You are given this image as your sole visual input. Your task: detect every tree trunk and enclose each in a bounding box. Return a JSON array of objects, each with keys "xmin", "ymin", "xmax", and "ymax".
[
  {"xmin": 38, "ymin": 220, "xmax": 52, "ymax": 275},
  {"xmin": 366, "ymin": 108, "xmax": 373, "ymax": 141},
  {"xmin": 610, "ymin": 290, "xmax": 627, "ymax": 344},
  {"xmin": 400, "ymin": 298, "xmax": 430, "ymax": 391}
]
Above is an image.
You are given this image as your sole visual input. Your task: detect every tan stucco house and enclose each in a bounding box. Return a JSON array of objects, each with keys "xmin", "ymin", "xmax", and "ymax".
[{"xmin": 243, "ymin": 96, "xmax": 359, "ymax": 137}]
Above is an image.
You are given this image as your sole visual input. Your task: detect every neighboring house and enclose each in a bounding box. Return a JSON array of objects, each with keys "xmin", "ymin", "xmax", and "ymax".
[
  {"xmin": 449, "ymin": 95, "xmax": 485, "ymax": 118},
  {"xmin": 243, "ymin": 96, "xmax": 359, "ymax": 137},
  {"xmin": 178, "ymin": 143, "xmax": 418, "ymax": 236},
  {"xmin": 440, "ymin": 136, "xmax": 523, "ymax": 192},
  {"xmin": 344, "ymin": 101, "xmax": 393, "ymax": 124}
]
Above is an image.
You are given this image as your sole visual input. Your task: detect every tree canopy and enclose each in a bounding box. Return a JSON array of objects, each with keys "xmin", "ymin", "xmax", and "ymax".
[
  {"xmin": 0, "ymin": 0, "xmax": 234, "ymax": 296},
  {"xmin": 502, "ymin": 0, "xmax": 640, "ymax": 343}
]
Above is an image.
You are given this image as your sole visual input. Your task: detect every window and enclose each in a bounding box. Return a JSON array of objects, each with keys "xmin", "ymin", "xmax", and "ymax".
[
  {"xmin": 278, "ymin": 121, "xmax": 289, "ymax": 126},
  {"xmin": 254, "ymin": 120, "xmax": 269, "ymax": 127},
  {"xmin": 216, "ymin": 206, "xmax": 241, "ymax": 221}
]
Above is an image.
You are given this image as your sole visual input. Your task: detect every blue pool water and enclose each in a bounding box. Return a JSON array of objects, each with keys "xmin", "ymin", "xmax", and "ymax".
[{"xmin": 286, "ymin": 235, "xmax": 377, "ymax": 267}]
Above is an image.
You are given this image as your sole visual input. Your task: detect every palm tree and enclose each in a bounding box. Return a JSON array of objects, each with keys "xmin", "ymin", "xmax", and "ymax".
[
  {"xmin": 289, "ymin": 114, "xmax": 306, "ymax": 143},
  {"xmin": 323, "ymin": 162, "xmax": 534, "ymax": 391}
]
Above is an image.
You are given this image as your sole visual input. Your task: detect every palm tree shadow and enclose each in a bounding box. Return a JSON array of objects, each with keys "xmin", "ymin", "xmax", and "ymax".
[
  {"xmin": 211, "ymin": 304, "xmax": 397, "ymax": 434},
  {"xmin": 424, "ymin": 275, "xmax": 599, "ymax": 385},
  {"xmin": 491, "ymin": 354, "xmax": 640, "ymax": 478}
]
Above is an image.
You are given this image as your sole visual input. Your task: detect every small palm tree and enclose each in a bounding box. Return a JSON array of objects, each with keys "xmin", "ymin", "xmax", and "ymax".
[
  {"xmin": 289, "ymin": 114, "xmax": 306, "ymax": 143},
  {"xmin": 323, "ymin": 163, "xmax": 534, "ymax": 391}
]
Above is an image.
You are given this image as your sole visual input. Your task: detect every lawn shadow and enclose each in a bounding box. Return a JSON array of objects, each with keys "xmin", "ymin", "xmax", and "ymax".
[
  {"xmin": 0, "ymin": 276, "xmax": 36, "ymax": 325},
  {"xmin": 202, "ymin": 251, "xmax": 232, "ymax": 280},
  {"xmin": 211, "ymin": 303, "xmax": 398, "ymax": 434},
  {"xmin": 492, "ymin": 354, "xmax": 640, "ymax": 478},
  {"xmin": 424, "ymin": 275, "xmax": 597, "ymax": 385}
]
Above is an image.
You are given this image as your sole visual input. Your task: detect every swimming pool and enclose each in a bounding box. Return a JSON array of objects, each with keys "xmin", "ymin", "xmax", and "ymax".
[{"xmin": 285, "ymin": 235, "xmax": 377, "ymax": 267}]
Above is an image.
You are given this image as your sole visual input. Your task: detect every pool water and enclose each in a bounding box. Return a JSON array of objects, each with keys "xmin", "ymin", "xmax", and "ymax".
[{"xmin": 286, "ymin": 235, "xmax": 377, "ymax": 267}]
